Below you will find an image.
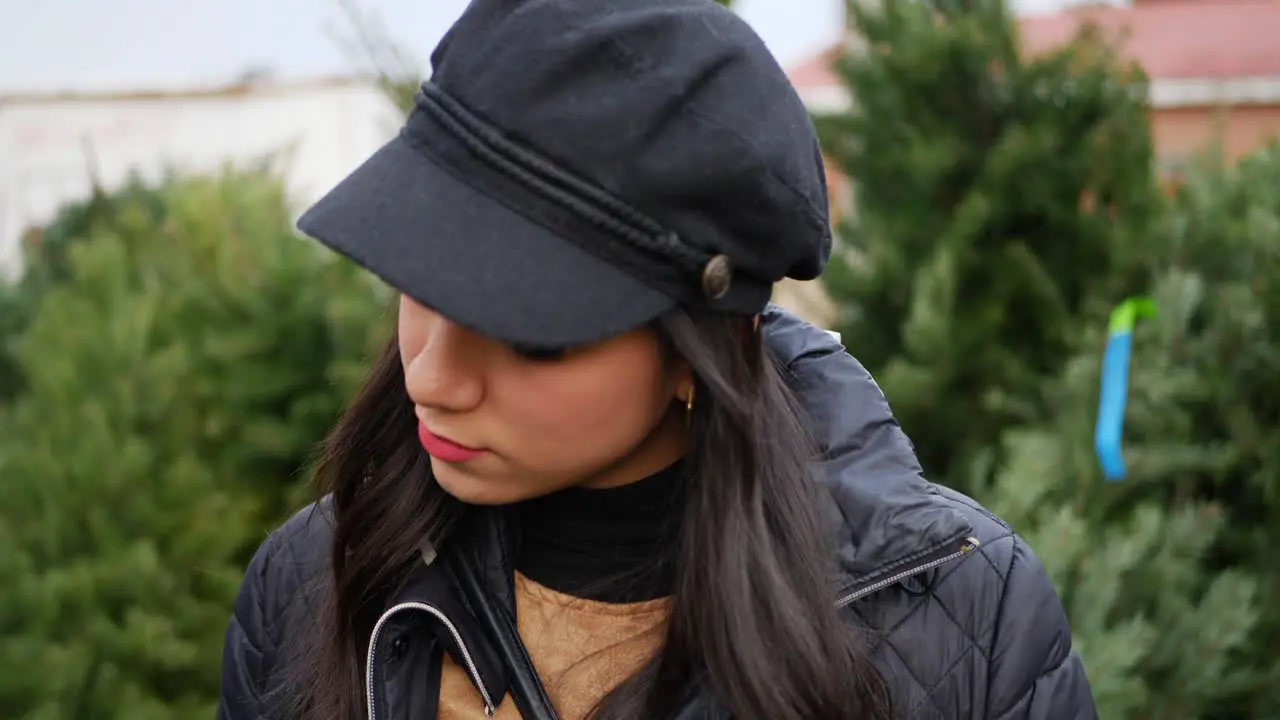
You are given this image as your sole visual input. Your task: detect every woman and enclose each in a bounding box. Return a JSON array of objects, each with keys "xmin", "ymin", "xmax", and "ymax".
[{"xmin": 217, "ymin": 0, "xmax": 1097, "ymax": 718}]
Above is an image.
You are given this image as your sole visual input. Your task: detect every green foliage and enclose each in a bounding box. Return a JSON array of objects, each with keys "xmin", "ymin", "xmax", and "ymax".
[
  {"xmin": 980, "ymin": 357, "xmax": 1259, "ymax": 719},
  {"xmin": 0, "ymin": 282, "xmax": 26, "ymax": 400},
  {"xmin": 1131, "ymin": 144, "xmax": 1280, "ymax": 718},
  {"xmin": 815, "ymin": 0, "xmax": 1160, "ymax": 490},
  {"xmin": 0, "ymin": 175, "xmax": 167, "ymax": 401},
  {"xmin": 0, "ymin": 166, "xmax": 388, "ymax": 718},
  {"xmin": 977, "ymin": 142, "xmax": 1280, "ymax": 719}
]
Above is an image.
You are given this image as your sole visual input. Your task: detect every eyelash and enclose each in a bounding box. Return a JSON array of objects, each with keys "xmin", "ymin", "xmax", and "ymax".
[{"xmin": 508, "ymin": 343, "xmax": 569, "ymax": 362}]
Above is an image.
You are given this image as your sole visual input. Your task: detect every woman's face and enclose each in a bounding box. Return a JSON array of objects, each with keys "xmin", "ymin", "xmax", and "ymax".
[{"xmin": 398, "ymin": 294, "xmax": 692, "ymax": 505}]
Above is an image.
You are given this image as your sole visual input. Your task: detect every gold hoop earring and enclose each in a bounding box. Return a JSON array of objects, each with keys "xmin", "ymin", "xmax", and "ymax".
[{"xmin": 684, "ymin": 386, "xmax": 696, "ymax": 428}]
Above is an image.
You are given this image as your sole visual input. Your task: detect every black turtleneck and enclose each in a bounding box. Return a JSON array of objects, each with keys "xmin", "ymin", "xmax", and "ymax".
[{"xmin": 514, "ymin": 461, "xmax": 687, "ymax": 603}]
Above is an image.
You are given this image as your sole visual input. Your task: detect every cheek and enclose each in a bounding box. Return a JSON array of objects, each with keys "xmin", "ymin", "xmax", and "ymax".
[{"xmin": 499, "ymin": 360, "xmax": 669, "ymax": 470}]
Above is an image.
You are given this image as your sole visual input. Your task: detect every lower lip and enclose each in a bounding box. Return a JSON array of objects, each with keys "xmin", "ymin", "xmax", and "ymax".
[{"xmin": 417, "ymin": 422, "xmax": 485, "ymax": 463}]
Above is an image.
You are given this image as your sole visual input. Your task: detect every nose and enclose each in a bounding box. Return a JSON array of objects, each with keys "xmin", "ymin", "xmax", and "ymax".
[{"xmin": 403, "ymin": 314, "xmax": 485, "ymax": 414}]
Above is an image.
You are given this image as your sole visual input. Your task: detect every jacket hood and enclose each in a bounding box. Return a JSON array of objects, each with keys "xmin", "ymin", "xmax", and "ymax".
[{"xmin": 759, "ymin": 304, "xmax": 973, "ymax": 595}]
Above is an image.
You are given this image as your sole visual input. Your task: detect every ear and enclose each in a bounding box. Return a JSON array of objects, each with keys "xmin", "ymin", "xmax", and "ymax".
[{"xmin": 668, "ymin": 356, "xmax": 695, "ymax": 404}]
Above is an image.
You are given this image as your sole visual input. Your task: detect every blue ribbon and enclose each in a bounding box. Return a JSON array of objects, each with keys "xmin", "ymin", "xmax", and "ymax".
[{"xmin": 1094, "ymin": 297, "xmax": 1156, "ymax": 481}]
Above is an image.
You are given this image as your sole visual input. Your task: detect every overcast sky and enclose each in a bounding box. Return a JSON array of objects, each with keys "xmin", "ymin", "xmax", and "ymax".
[{"xmin": 0, "ymin": 0, "xmax": 1095, "ymax": 94}]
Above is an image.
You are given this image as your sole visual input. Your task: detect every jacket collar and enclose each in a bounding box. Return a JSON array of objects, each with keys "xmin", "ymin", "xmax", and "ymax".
[{"xmin": 378, "ymin": 533, "xmax": 509, "ymax": 714}]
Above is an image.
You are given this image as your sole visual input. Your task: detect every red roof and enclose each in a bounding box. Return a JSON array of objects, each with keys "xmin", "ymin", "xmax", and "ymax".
[
  {"xmin": 787, "ymin": 0, "xmax": 1280, "ymax": 89},
  {"xmin": 1020, "ymin": 0, "xmax": 1280, "ymax": 80},
  {"xmin": 787, "ymin": 44, "xmax": 843, "ymax": 92}
]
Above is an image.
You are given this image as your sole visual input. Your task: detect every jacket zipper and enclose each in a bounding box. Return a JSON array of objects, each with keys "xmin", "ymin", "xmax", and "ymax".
[
  {"xmin": 365, "ymin": 602, "xmax": 497, "ymax": 720},
  {"xmin": 834, "ymin": 536, "xmax": 981, "ymax": 608}
]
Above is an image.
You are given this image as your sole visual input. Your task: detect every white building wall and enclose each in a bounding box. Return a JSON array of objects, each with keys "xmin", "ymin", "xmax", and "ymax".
[{"xmin": 0, "ymin": 78, "xmax": 402, "ymax": 278}]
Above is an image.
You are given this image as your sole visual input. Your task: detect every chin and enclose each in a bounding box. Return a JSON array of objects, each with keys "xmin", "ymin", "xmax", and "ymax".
[{"xmin": 431, "ymin": 460, "xmax": 534, "ymax": 506}]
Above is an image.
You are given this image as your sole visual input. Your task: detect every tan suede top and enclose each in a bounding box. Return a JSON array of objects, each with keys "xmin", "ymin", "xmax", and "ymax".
[{"xmin": 437, "ymin": 571, "xmax": 670, "ymax": 719}]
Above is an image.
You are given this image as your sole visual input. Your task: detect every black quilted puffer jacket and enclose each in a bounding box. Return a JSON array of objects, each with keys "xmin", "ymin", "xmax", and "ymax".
[{"xmin": 217, "ymin": 306, "xmax": 1099, "ymax": 720}]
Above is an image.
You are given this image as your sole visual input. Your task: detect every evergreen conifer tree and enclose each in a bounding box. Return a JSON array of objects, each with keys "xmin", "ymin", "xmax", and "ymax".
[
  {"xmin": 0, "ymin": 175, "xmax": 166, "ymax": 401},
  {"xmin": 980, "ymin": 142, "xmax": 1280, "ymax": 718},
  {"xmin": 814, "ymin": 0, "xmax": 1160, "ymax": 491},
  {"xmin": 0, "ymin": 166, "xmax": 388, "ymax": 717}
]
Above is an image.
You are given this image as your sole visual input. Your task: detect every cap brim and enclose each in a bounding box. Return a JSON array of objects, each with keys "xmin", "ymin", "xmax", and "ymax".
[{"xmin": 297, "ymin": 134, "xmax": 674, "ymax": 348}]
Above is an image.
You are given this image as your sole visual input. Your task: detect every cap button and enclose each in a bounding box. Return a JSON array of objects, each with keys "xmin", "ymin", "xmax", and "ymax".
[{"xmin": 701, "ymin": 254, "xmax": 733, "ymax": 299}]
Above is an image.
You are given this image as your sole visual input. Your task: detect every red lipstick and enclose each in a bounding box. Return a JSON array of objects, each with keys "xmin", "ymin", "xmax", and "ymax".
[{"xmin": 417, "ymin": 421, "xmax": 485, "ymax": 463}]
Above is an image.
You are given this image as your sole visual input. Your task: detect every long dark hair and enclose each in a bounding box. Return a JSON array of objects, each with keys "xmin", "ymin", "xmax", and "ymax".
[{"xmin": 280, "ymin": 308, "xmax": 893, "ymax": 719}]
